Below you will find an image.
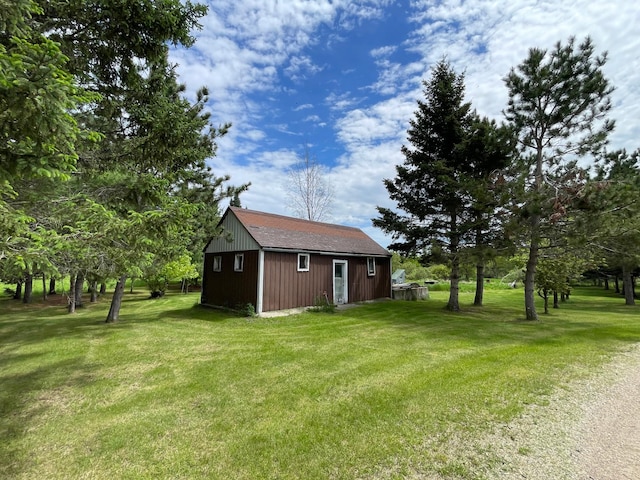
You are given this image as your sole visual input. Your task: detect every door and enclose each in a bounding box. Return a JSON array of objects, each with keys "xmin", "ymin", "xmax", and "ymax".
[{"xmin": 333, "ymin": 260, "xmax": 348, "ymax": 304}]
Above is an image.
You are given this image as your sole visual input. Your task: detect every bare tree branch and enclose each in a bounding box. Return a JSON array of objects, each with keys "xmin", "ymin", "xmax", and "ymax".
[{"xmin": 285, "ymin": 144, "xmax": 333, "ymax": 222}]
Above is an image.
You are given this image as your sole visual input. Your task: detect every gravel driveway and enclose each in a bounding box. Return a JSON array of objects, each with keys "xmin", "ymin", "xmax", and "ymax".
[
  {"xmin": 574, "ymin": 345, "xmax": 640, "ymax": 479},
  {"xmin": 485, "ymin": 343, "xmax": 640, "ymax": 480}
]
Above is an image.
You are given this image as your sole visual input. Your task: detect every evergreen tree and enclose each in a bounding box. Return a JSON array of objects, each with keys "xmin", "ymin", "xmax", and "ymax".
[
  {"xmin": 462, "ymin": 114, "xmax": 514, "ymax": 305},
  {"xmin": 592, "ymin": 149, "xmax": 640, "ymax": 305},
  {"xmin": 374, "ymin": 61, "xmax": 473, "ymax": 312},
  {"xmin": 504, "ymin": 36, "xmax": 614, "ymax": 320},
  {"xmin": 0, "ymin": 0, "xmax": 96, "ymax": 185}
]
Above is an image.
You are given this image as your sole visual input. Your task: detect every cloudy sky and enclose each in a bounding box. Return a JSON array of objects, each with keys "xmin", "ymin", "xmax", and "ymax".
[{"xmin": 170, "ymin": 0, "xmax": 640, "ymax": 247}]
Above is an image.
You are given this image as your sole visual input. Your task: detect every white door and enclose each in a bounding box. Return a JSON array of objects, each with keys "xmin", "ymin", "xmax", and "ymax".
[{"xmin": 333, "ymin": 260, "xmax": 348, "ymax": 304}]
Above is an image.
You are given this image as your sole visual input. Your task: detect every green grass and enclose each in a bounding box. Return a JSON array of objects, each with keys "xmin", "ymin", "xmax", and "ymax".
[{"xmin": 1, "ymin": 287, "xmax": 639, "ymax": 479}]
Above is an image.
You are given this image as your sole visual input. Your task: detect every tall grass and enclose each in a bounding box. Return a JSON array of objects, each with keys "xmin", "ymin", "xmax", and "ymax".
[{"xmin": 1, "ymin": 286, "xmax": 638, "ymax": 479}]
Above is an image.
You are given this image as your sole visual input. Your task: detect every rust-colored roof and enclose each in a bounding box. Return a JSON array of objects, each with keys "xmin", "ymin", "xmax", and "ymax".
[{"xmin": 229, "ymin": 207, "xmax": 390, "ymax": 256}]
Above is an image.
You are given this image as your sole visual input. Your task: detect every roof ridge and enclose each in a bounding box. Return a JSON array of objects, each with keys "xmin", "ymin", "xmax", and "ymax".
[{"xmin": 230, "ymin": 206, "xmax": 361, "ymax": 231}]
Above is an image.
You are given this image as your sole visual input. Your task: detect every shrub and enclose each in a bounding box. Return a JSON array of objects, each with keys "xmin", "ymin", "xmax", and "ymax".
[
  {"xmin": 428, "ymin": 264, "xmax": 450, "ymax": 281},
  {"xmin": 237, "ymin": 303, "xmax": 256, "ymax": 317},
  {"xmin": 308, "ymin": 294, "xmax": 337, "ymax": 313}
]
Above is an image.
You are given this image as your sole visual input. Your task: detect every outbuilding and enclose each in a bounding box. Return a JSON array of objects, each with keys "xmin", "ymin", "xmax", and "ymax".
[{"xmin": 201, "ymin": 207, "xmax": 392, "ymax": 314}]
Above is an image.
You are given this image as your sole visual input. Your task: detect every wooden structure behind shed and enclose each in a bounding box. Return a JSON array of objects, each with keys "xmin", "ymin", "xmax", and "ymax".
[{"xmin": 201, "ymin": 207, "xmax": 392, "ymax": 314}]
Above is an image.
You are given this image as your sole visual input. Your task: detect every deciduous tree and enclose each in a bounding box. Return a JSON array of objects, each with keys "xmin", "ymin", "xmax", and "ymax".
[{"xmin": 286, "ymin": 145, "xmax": 333, "ymax": 222}]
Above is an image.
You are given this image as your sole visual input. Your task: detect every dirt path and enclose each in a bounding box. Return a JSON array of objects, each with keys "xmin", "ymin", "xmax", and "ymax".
[
  {"xmin": 573, "ymin": 349, "xmax": 640, "ymax": 479},
  {"xmin": 485, "ymin": 344, "xmax": 640, "ymax": 480}
]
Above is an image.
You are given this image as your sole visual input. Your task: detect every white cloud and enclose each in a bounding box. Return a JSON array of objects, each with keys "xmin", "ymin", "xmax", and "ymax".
[
  {"xmin": 335, "ymin": 95, "xmax": 414, "ymax": 149},
  {"xmin": 370, "ymin": 45, "xmax": 397, "ymax": 59},
  {"xmin": 293, "ymin": 103, "xmax": 314, "ymax": 111},
  {"xmin": 325, "ymin": 91, "xmax": 362, "ymax": 111},
  {"xmin": 284, "ymin": 55, "xmax": 325, "ymax": 81},
  {"xmin": 170, "ymin": 0, "xmax": 640, "ymax": 250}
]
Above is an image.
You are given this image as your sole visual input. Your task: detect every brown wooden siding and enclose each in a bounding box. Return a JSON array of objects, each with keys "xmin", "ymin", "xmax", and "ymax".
[
  {"xmin": 262, "ymin": 252, "xmax": 333, "ymax": 311},
  {"xmin": 262, "ymin": 252, "xmax": 391, "ymax": 311},
  {"xmin": 202, "ymin": 251, "xmax": 258, "ymax": 309},
  {"xmin": 348, "ymin": 256, "xmax": 391, "ymax": 302}
]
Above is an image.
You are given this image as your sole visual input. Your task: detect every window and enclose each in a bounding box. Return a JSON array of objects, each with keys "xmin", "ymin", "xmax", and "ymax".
[
  {"xmin": 234, "ymin": 253, "xmax": 244, "ymax": 272},
  {"xmin": 367, "ymin": 257, "xmax": 376, "ymax": 276},
  {"xmin": 297, "ymin": 253, "xmax": 310, "ymax": 272},
  {"xmin": 213, "ymin": 256, "xmax": 222, "ymax": 272}
]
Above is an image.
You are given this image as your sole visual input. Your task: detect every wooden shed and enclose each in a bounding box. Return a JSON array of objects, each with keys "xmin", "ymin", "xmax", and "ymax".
[{"xmin": 201, "ymin": 207, "xmax": 392, "ymax": 314}]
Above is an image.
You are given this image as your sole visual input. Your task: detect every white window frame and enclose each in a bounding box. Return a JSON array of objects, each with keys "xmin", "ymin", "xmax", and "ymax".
[
  {"xmin": 367, "ymin": 257, "xmax": 376, "ymax": 276},
  {"xmin": 234, "ymin": 253, "xmax": 244, "ymax": 272},
  {"xmin": 213, "ymin": 256, "xmax": 222, "ymax": 272},
  {"xmin": 297, "ymin": 253, "xmax": 310, "ymax": 272}
]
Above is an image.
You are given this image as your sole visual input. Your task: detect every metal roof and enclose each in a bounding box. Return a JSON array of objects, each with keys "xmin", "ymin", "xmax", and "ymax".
[{"xmin": 228, "ymin": 207, "xmax": 390, "ymax": 256}]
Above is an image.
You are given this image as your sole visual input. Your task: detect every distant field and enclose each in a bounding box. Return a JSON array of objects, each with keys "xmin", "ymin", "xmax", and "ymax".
[{"xmin": 1, "ymin": 286, "xmax": 638, "ymax": 479}]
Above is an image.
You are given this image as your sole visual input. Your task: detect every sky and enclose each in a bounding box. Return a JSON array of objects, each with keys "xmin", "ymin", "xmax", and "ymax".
[{"xmin": 170, "ymin": 0, "xmax": 640, "ymax": 248}]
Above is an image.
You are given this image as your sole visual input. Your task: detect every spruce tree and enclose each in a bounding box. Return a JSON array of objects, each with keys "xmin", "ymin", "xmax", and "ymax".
[{"xmin": 374, "ymin": 61, "xmax": 472, "ymax": 312}]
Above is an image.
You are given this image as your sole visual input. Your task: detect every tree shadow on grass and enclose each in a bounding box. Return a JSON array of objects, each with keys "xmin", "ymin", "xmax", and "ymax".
[
  {"xmin": 340, "ymin": 292, "xmax": 640, "ymax": 348},
  {"xmin": 162, "ymin": 304, "xmax": 237, "ymax": 322},
  {"xmin": 0, "ymin": 354, "xmax": 96, "ymax": 479}
]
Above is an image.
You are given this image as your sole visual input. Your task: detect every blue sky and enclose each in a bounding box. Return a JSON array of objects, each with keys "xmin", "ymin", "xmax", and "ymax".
[{"xmin": 170, "ymin": 0, "xmax": 640, "ymax": 248}]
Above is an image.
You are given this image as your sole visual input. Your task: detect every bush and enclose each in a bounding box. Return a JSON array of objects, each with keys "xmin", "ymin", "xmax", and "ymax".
[
  {"xmin": 428, "ymin": 264, "xmax": 450, "ymax": 281},
  {"xmin": 237, "ymin": 303, "xmax": 256, "ymax": 317},
  {"xmin": 308, "ymin": 295, "xmax": 337, "ymax": 313}
]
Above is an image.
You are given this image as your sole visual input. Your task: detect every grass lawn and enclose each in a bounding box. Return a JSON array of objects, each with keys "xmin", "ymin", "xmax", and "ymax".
[{"xmin": 1, "ymin": 286, "xmax": 639, "ymax": 479}]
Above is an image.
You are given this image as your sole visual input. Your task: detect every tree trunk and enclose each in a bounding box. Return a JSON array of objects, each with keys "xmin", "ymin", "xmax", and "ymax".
[
  {"xmin": 42, "ymin": 273, "xmax": 47, "ymax": 301},
  {"xmin": 49, "ymin": 277, "xmax": 57, "ymax": 295},
  {"xmin": 539, "ymin": 289, "xmax": 549, "ymax": 314},
  {"xmin": 13, "ymin": 281, "xmax": 22, "ymax": 300},
  {"xmin": 524, "ymin": 213, "xmax": 540, "ymax": 321},
  {"xmin": 74, "ymin": 273, "xmax": 85, "ymax": 308},
  {"xmin": 447, "ymin": 254, "xmax": 460, "ymax": 312},
  {"xmin": 446, "ymin": 212, "xmax": 461, "ymax": 312},
  {"xmin": 523, "ymin": 248, "xmax": 538, "ymax": 320},
  {"xmin": 604, "ymin": 277, "xmax": 609, "ymax": 290},
  {"xmin": 130, "ymin": 277, "xmax": 135, "ymax": 293},
  {"xmin": 614, "ymin": 276, "xmax": 620, "ymax": 294},
  {"xmin": 622, "ymin": 265, "xmax": 635, "ymax": 306},
  {"xmin": 89, "ymin": 280, "xmax": 98, "ymax": 303},
  {"xmin": 68, "ymin": 273, "xmax": 77, "ymax": 313},
  {"xmin": 23, "ymin": 272, "xmax": 33, "ymax": 304},
  {"xmin": 553, "ymin": 291, "xmax": 559, "ymax": 309},
  {"xmin": 99, "ymin": 282, "xmax": 107, "ymax": 295},
  {"xmin": 474, "ymin": 263, "xmax": 484, "ymax": 306},
  {"xmin": 106, "ymin": 275, "xmax": 127, "ymax": 323}
]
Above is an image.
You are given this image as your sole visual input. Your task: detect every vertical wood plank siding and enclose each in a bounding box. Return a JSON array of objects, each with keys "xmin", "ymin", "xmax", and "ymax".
[
  {"xmin": 348, "ymin": 256, "xmax": 391, "ymax": 302},
  {"xmin": 204, "ymin": 212, "xmax": 259, "ymax": 253},
  {"xmin": 262, "ymin": 252, "xmax": 391, "ymax": 311},
  {"xmin": 202, "ymin": 251, "xmax": 259, "ymax": 309},
  {"xmin": 262, "ymin": 252, "xmax": 330, "ymax": 311},
  {"xmin": 203, "ymin": 250, "xmax": 391, "ymax": 312}
]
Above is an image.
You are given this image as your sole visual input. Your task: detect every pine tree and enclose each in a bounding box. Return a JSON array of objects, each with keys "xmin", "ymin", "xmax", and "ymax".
[
  {"xmin": 462, "ymin": 115, "xmax": 514, "ymax": 306},
  {"xmin": 504, "ymin": 36, "xmax": 614, "ymax": 320}
]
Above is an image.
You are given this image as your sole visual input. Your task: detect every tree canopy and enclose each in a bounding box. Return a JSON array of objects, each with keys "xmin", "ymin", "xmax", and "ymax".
[
  {"xmin": 1, "ymin": 0, "xmax": 246, "ymax": 321},
  {"xmin": 504, "ymin": 36, "xmax": 615, "ymax": 320},
  {"xmin": 375, "ymin": 61, "xmax": 475, "ymax": 311},
  {"xmin": 375, "ymin": 38, "xmax": 636, "ymax": 316}
]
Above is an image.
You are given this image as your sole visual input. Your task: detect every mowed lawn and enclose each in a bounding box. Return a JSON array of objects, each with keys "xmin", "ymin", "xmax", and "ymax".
[{"xmin": 1, "ymin": 287, "xmax": 639, "ymax": 479}]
